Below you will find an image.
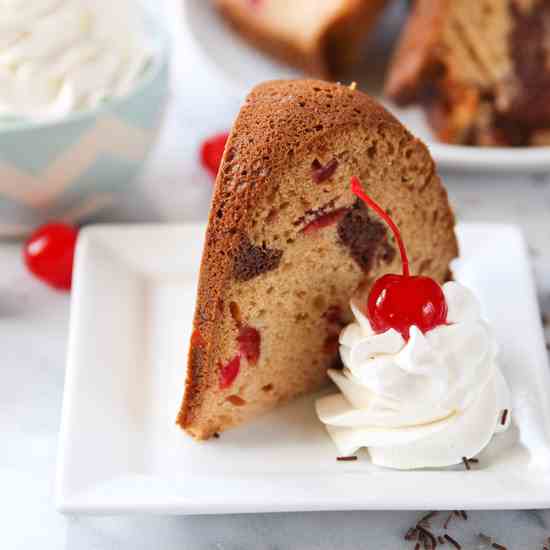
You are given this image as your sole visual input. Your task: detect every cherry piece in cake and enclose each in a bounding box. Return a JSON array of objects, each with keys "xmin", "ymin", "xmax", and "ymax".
[
  {"xmin": 219, "ymin": 356, "xmax": 241, "ymax": 389},
  {"xmin": 301, "ymin": 208, "xmax": 347, "ymax": 235},
  {"xmin": 237, "ymin": 326, "xmax": 261, "ymax": 365},
  {"xmin": 311, "ymin": 158, "xmax": 339, "ymax": 184}
]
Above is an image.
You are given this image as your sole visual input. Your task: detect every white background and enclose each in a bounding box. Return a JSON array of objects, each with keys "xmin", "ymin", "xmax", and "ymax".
[{"xmin": 2, "ymin": 1, "xmax": 550, "ymax": 548}]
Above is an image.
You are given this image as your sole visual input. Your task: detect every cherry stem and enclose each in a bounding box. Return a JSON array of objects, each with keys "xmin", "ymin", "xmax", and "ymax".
[{"xmin": 350, "ymin": 176, "xmax": 410, "ymax": 277}]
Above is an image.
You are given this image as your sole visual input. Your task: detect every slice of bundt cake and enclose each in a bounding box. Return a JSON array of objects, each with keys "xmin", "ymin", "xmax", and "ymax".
[
  {"xmin": 178, "ymin": 79, "xmax": 458, "ymax": 439},
  {"xmin": 385, "ymin": 0, "xmax": 550, "ymax": 146},
  {"xmin": 215, "ymin": 0, "xmax": 390, "ymax": 77}
]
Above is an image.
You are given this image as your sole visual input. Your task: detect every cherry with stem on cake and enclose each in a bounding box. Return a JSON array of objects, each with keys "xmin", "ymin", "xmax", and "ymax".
[{"xmin": 350, "ymin": 176, "xmax": 447, "ymax": 340}]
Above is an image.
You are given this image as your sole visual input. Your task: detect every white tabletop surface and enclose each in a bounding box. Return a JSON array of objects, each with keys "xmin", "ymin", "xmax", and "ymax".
[{"xmin": 3, "ymin": 1, "xmax": 550, "ymax": 548}]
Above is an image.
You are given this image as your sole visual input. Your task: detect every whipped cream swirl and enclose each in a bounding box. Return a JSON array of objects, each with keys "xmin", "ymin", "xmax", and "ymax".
[
  {"xmin": 316, "ymin": 281, "xmax": 511, "ymax": 469},
  {"xmin": 0, "ymin": 0, "xmax": 152, "ymax": 121}
]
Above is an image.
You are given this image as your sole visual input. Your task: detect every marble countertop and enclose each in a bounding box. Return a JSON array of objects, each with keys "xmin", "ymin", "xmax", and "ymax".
[{"xmin": 3, "ymin": 1, "xmax": 550, "ymax": 548}]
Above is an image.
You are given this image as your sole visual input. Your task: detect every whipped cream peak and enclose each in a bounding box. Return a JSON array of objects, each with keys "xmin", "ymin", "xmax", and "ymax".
[
  {"xmin": 0, "ymin": 0, "xmax": 153, "ymax": 121},
  {"xmin": 316, "ymin": 281, "xmax": 512, "ymax": 469}
]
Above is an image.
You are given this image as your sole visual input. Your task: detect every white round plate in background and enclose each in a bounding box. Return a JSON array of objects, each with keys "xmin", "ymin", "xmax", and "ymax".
[{"xmin": 183, "ymin": 0, "xmax": 550, "ymax": 173}]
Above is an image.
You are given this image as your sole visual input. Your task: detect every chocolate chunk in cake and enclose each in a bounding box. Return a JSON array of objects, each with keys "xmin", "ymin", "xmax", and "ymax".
[
  {"xmin": 338, "ymin": 199, "xmax": 396, "ymax": 271},
  {"xmin": 233, "ymin": 234, "xmax": 283, "ymax": 281}
]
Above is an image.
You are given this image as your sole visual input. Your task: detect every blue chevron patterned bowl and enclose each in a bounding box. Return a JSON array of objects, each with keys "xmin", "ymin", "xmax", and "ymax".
[{"xmin": 0, "ymin": 10, "xmax": 170, "ymax": 239}]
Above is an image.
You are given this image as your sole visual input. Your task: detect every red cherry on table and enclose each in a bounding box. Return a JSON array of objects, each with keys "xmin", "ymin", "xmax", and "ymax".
[
  {"xmin": 200, "ymin": 132, "xmax": 229, "ymax": 178},
  {"xmin": 23, "ymin": 222, "xmax": 78, "ymax": 291},
  {"xmin": 351, "ymin": 177, "xmax": 448, "ymax": 340}
]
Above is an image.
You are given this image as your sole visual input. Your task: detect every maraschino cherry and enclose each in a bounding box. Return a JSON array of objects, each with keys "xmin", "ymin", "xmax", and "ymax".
[
  {"xmin": 200, "ymin": 132, "xmax": 229, "ymax": 178},
  {"xmin": 23, "ymin": 222, "xmax": 78, "ymax": 291},
  {"xmin": 350, "ymin": 176, "xmax": 447, "ymax": 340}
]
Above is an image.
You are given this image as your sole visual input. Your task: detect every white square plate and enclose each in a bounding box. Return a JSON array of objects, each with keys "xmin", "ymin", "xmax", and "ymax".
[{"xmin": 57, "ymin": 223, "xmax": 550, "ymax": 514}]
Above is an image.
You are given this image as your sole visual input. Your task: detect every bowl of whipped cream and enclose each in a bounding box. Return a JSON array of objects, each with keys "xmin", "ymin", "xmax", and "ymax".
[{"xmin": 0, "ymin": 0, "xmax": 170, "ymax": 238}]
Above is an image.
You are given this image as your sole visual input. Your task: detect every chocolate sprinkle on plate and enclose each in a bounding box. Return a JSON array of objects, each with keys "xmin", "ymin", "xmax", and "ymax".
[
  {"xmin": 419, "ymin": 511, "xmax": 439, "ymax": 524},
  {"xmin": 444, "ymin": 533, "xmax": 462, "ymax": 549},
  {"xmin": 479, "ymin": 533, "xmax": 493, "ymax": 545},
  {"xmin": 417, "ymin": 525, "xmax": 437, "ymax": 549},
  {"xmin": 501, "ymin": 409, "xmax": 509, "ymax": 425},
  {"xmin": 462, "ymin": 457, "xmax": 479, "ymax": 470},
  {"xmin": 336, "ymin": 455, "xmax": 357, "ymax": 461},
  {"xmin": 444, "ymin": 512, "xmax": 455, "ymax": 529}
]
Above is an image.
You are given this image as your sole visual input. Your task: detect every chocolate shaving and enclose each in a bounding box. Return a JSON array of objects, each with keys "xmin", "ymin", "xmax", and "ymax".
[
  {"xmin": 213, "ymin": 432, "xmax": 220, "ymax": 439},
  {"xmin": 479, "ymin": 533, "xmax": 493, "ymax": 545},
  {"xmin": 444, "ymin": 512, "xmax": 455, "ymax": 529},
  {"xmin": 414, "ymin": 544, "xmax": 421, "ymax": 550},
  {"xmin": 444, "ymin": 533, "xmax": 462, "ymax": 549},
  {"xmin": 492, "ymin": 544, "xmax": 507, "ymax": 550},
  {"xmin": 501, "ymin": 409, "xmax": 509, "ymax": 425},
  {"xmin": 336, "ymin": 455, "xmax": 357, "ymax": 462},
  {"xmin": 458, "ymin": 510, "xmax": 468, "ymax": 520},
  {"xmin": 438, "ymin": 535, "xmax": 445, "ymax": 544},
  {"xmin": 417, "ymin": 525, "xmax": 437, "ymax": 549},
  {"xmin": 419, "ymin": 511, "xmax": 439, "ymax": 525},
  {"xmin": 405, "ymin": 527, "xmax": 419, "ymax": 541},
  {"xmin": 462, "ymin": 457, "xmax": 478, "ymax": 470}
]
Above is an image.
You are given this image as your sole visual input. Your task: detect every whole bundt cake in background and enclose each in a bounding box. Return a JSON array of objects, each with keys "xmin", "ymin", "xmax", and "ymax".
[
  {"xmin": 215, "ymin": 0, "xmax": 390, "ymax": 77},
  {"xmin": 177, "ymin": 79, "xmax": 458, "ymax": 440},
  {"xmin": 385, "ymin": 0, "xmax": 550, "ymax": 146}
]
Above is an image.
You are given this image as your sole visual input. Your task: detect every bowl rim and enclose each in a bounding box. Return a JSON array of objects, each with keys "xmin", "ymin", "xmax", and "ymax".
[{"xmin": 0, "ymin": 4, "xmax": 171, "ymax": 135}]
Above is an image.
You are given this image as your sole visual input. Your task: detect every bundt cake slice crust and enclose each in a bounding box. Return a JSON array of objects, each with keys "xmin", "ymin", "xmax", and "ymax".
[
  {"xmin": 178, "ymin": 80, "xmax": 458, "ymax": 440},
  {"xmin": 215, "ymin": 0, "xmax": 390, "ymax": 77}
]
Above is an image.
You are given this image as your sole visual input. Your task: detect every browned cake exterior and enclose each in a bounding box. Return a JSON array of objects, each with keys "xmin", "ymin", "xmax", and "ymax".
[
  {"xmin": 385, "ymin": 0, "xmax": 550, "ymax": 147},
  {"xmin": 177, "ymin": 79, "xmax": 458, "ymax": 440},
  {"xmin": 215, "ymin": 0, "xmax": 390, "ymax": 77}
]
